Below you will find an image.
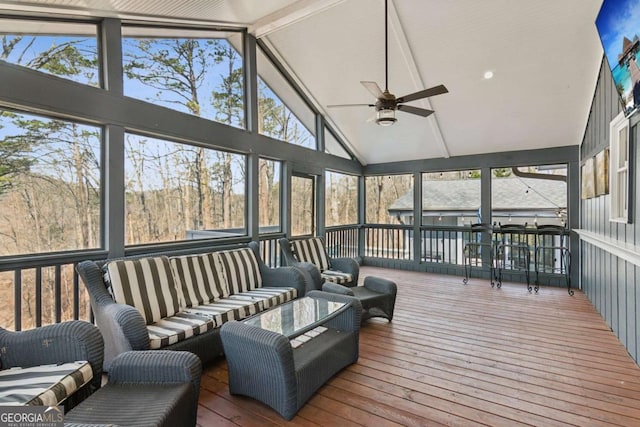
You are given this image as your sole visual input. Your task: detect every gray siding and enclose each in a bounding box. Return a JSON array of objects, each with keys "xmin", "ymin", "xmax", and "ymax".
[{"xmin": 580, "ymin": 57, "xmax": 640, "ymax": 363}]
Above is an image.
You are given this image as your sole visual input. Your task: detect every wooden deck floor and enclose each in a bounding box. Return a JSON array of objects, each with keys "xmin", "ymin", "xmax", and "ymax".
[{"xmin": 197, "ymin": 266, "xmax": 640, "ymax": 426}]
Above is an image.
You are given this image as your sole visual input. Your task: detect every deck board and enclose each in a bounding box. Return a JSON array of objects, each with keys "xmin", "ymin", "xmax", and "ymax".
[{"xmin": 198, "ymin": 266, "xmax": 640, "ymax": 426}]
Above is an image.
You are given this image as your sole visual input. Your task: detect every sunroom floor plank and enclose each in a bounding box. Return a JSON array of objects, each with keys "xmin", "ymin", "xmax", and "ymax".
[{"xmin": 197, "ymin": 266, "xmax": 640, "ymax": 426}]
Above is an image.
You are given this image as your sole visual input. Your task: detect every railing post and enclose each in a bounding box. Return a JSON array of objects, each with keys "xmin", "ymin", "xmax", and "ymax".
[
  {"xmin": 413, "ymin": 172, "xmax": 422, "ymax": 268},
  {"xmin": 358, "ymin": 176, "xmax": 366, "ymax": 261}
]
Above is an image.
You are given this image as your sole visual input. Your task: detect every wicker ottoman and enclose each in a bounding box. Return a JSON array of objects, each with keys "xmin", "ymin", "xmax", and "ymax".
[
  {"xmin": 323, "ymin": 276, "xmax": 397, "ymax": 322},
  {"xmin": 65, "ymin": 351, "xmax": 202, "ymax": 427}
]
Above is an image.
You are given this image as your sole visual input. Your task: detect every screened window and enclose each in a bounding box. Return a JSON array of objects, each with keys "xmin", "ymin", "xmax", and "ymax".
[
  {"xmin": 122, "ymin": 27, "xmax": 244, "ymax": 128},
  {"xmin": 326, "ymin": 171, "xmax": 358, "ymax": 226},
  {"xmin": 257, "ymin": 47, "xmax": 315, "ymax": 149},
  {"xmin": 324, "ymin": 127, "xmax": 351, "ymax": 159},
  {"xmin": 259, "ymin": 158, "xmax": 281, "ymax": 233},
  {"xmin": 421, "ymin": 170, "xmax": 481, "ymax": 226},
  {"xmin": 0, "ymin": 18, "xmax": 99, "ymax": 86},
  {"xmin": 0, "ymin": 110, "xmax": 102, "ymax": 256},
  {"xmin": 291, "ymin": 175, "xmax": 315, "ymax": 236},
  {"xmin": 609, "ymin": 111, "xmax": 629, "ymax": 222},
  {"xmin": 491, "ymin": 165, "xmax": 567, "ymax": 227},
  {"xmin": 365, "ymin": 174, "xmax": 414, "ymax": 224},
  {"xmin": 124, "ymin": 133, "xmax": 245, "ymax": 245}
]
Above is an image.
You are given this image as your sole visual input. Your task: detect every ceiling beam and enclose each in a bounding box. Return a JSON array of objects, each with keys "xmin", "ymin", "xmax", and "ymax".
[
  {"xmin": 250, "ymin": 0, "xmax": 345, "ymax": 38},
  {"xmin": 388, "ymin": 0, "xmax": 450, "ymax": 158}
]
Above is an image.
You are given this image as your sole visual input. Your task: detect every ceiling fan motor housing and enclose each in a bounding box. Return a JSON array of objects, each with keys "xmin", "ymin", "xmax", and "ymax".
[{"xmin": 375, "ymin": 94, "xmax": 398, "ymax": 111}]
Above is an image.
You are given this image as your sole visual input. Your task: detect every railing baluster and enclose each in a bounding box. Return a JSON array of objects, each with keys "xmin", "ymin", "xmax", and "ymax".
[
  {"xmin": 36, "ymin": 267, "xmax": 42, "ymax": 327},
  {"xmin": 55, "ymin": 265, "xmax": 62, "ymax": 324},
  {"xmin": 73, "ymin": 266, "xmax": 80, "ymax": 320},
  {"xmin": 14, "ymin": 269, "xmax": 21, "ymax": 331}
]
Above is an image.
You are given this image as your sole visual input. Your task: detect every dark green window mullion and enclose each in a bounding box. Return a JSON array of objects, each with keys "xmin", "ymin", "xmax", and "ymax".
[{"xmin": 244, "ymin": 32, "xmax": 259, "ymax": 134}]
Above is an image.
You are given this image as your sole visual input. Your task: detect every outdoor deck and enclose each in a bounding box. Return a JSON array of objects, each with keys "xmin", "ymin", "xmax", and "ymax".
[{"xmin": 197, "ymin": 266, "xmax": 640, "ymax": 426}]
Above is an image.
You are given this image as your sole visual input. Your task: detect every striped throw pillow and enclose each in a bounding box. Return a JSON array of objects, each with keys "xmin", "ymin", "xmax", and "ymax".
[
  {"xmin": 291, "ymin": 237, "xmax": 331, "ymax": 272},
  {"xmin": 170, "ymin": 253, "xmax": 230, "ymax": 307},
  {"xmin": 105, "ymin": 256, "xmax": 181, "ymax": 325},
  {"xmin": 217, "ymin": 248, "xmax": 262, "ymax": 294}
]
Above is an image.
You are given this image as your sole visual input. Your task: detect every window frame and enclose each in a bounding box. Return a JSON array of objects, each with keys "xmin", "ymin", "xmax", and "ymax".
[
  {"xmin": 258, "ymin": 157, "xmax": 282, "ymax": 234},
  {"xmin": 609, "ymin": 111, "xmax": 630, "ymax": 223},
  {"xmin": 290, "ymin": 173, "xmax": 316, "ymax": 236},
  {"xmin": 122, "ymin": 131, "xmax": 248, "ymax": 246},
  {"xmin": 0, "ymin": 108, "xmax": 104, "ymax": 256},
  {"xmin": 325, "ymin": 170, "xmax": 359, "ymax": 227}
]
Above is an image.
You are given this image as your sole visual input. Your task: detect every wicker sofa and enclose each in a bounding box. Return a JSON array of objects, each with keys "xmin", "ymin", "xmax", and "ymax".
[{"xmin": 77, "ymin": 241, "xmax": 306, "ymax": 370}]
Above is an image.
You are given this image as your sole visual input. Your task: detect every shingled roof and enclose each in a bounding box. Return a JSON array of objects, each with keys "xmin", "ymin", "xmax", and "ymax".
[{"xmin": 388, "ymin": 177, "xmax": 566, "ymax": 213}]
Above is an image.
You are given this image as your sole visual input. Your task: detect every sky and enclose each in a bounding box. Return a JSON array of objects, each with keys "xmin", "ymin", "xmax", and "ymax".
[{"xmin": 596, "ymin": 0, "xmax": 640, "ymax": 68}]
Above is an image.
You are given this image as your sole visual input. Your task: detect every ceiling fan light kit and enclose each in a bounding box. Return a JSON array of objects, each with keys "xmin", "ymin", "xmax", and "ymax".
[
  {"xmin": 376, "ymin": 108, "xmax": 397, "ymax": 126},
  {"xmin": 326, "ymin": 0, "xmax": 448, "ymax": 126}
]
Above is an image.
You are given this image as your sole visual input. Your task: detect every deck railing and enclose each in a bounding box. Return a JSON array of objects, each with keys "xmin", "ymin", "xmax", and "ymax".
[
  {"xmin": 325, "ymin": 225, "xmax": 359, "ymax": 259},
  {"xmin": 1, "ymin": 225, "xmax": 570, "ymax": 330},
  {"xmin": 0, "ymin": 251, "xmax": 106, "ymax": 331}
]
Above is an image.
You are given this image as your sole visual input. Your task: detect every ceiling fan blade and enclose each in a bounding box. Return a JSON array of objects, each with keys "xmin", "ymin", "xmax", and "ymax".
[
  {"xmin": 396, "ymin": 84, "xmax": 448, "ymax": 104},
  {"xmin": 327, "ymin": 103, "xmax": 375, "ymax": 108},
  {"xmin": 397, "ymin": 104, "xmax": 434, "ymax": 117},
  {"xmin": 360, "ymin": 81, "xmax": 384, "ymax": 99}
]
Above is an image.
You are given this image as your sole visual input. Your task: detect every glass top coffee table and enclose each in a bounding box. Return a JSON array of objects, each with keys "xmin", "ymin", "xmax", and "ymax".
[
  {"xmin": 243, "ymin": 296, "xmax": 347, "ymax": 341},
  {"xmin": 222, "ymin": 292, "xmax": 360, "ymax": 419}
]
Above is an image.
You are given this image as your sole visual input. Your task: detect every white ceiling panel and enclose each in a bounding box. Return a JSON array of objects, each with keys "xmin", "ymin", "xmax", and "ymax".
[
  {"xmin": 267, "ymin": 0, "xmax": 603, "ymax": 164},
  {"xmin": 0, "ymin": 0, "xmax": 299, "ymax": 25},
  {"xmin": 0, "ymin": 0, "xmax": 605, "ymax": 165}
]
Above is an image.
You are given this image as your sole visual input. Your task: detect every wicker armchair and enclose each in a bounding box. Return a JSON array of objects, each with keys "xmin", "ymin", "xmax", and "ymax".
[
  {"xmin": 65, "ymin": 350, "xmax": 202, "ymax": 427},
  {"xmin": 0, "ymin": 321, "xmax": 103, "ymax": 411},
  {"xmin": 279, "ymin": 237, "xmax": 359, "ymax": 291}
]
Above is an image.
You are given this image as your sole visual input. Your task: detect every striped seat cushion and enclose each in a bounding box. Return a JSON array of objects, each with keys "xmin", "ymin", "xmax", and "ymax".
[
  {"xmin": 321, "ymin": 270, "xmax": 353, "ymax": 285},
  {"xmin": 170, "ymin": 253, "xmax": 230, "ymax": 307},
  {"xmin": 291, "ymin": 238, "xmax": 331, "ymax": 272},
  {"xmin": 235, "ymin": 288, "xmax": 297, "ymax": 310},
  {"xmin": 217, "ymin": 248, "xmax": 262, "ymax": 294},
  {"xmin": 104, "ymin": 256, "xmax": 181, "ymax": 325},
  {"xmin": 0, "ymin": 361, "xmax": 93, "ymax": 406},
  {"xmin": 184, "ymin": 297, "xmax": 263, "ymax": 327},
  {"xmin": 147, "ymin": 312, "xmax": 215, "ymax": 349}
]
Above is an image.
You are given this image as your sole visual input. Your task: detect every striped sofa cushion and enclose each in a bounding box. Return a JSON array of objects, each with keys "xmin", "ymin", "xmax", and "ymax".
[
  {"xmin": 147, "ymin": 312, "xmax": 215, "ymax": 349},
  {"xmin": 184, "ymin": 297, "xmax": 263, "ymax": 327},
  {"xmin": 291, "ymin": 237, "xmax": 331, "ymax": 272},
  {"xmin": 170, "ymin": 253, "xmax": 230, "ymax": 307},
  {"xmin": 217, "ymin": 248, "xmax": 262, "ymax": 294},
  {"xmin": 0, "ymin": 361, "xmax": 93, "ymax": 406},
  {"xmin": 105, "ymin": 256, "xmax": 181, "ymax": 325},
  {"xmin": 321, "ymin": 270, "xmax": 353, "ymax": 285}
]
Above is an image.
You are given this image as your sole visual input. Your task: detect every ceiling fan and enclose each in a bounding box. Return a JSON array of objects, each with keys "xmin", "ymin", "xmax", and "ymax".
[{"xmin": 327, "ymin": 0, "xmax": 448, "ymax": 126}]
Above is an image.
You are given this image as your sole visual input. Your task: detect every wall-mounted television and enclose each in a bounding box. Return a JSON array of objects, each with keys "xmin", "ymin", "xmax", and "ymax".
[{"xmin": 596, "ymin": 0, "xmax": 640, "ymax": 116}]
